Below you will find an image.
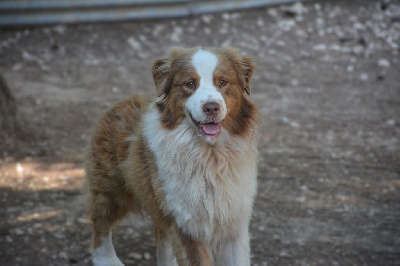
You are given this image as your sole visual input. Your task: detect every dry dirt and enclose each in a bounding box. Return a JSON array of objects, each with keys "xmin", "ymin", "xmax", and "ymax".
[{"xmin": 1, "ymin": 0, "xmax": 399, "ymax": 265}]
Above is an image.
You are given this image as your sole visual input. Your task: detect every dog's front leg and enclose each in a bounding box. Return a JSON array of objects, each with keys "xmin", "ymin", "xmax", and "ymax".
[
  {"xmin": 161, "ymin": 226, "xmax": 212, "ymax": 266},
  {"xmin": 215, "ymin": 226, "xmax": 251, "ymax": 266}
]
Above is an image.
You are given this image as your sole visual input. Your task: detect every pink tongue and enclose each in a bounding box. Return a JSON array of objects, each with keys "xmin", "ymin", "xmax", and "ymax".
[{"xmin": 201, "ymin": 123, "xmax": 220, "ymax": 135}]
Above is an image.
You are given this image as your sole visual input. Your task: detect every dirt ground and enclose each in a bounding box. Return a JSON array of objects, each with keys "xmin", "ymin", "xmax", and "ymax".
[{"xmin": 0, "ymin": 0, "xmax": 399, "ymax": 265}]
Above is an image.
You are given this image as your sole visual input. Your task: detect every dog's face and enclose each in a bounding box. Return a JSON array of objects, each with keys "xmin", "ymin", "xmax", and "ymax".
[{"xmin": 153, "ymin": 47, "xmax": 256, "ymax": 144}]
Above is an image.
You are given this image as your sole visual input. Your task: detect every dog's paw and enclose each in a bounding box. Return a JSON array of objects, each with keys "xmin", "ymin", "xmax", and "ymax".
[{"xmin": 92, "ymin": 255, "xmax": 124, "ymax": 266}]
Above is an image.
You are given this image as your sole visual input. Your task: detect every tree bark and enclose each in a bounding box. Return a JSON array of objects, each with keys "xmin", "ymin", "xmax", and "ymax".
[{"xmin": 0, "ymin": 73, "xmax": 21, "ymax": 134}]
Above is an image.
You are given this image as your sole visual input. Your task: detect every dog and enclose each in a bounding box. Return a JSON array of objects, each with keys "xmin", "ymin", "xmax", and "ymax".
[{"xmin": 85, "ymin": 47, "xmax": 260, "ymax": 266}]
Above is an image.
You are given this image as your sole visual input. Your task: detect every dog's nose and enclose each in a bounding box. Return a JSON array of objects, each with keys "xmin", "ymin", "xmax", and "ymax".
[{"xmin": 203, "ymin": 102, "xmax": 220, "ymax": 116}]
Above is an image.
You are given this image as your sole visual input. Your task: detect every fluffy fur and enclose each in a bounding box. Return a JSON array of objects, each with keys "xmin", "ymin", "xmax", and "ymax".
[{"xmin": 85, "ymin": 47, "xmax": 260, "ymax": 266}]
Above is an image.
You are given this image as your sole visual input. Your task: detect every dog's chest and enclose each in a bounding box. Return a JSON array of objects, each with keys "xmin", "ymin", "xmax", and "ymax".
[
  {"xmin": 143, "ymin": 108, "xmax": 258, "ymax": 241},
  {"xmin": 156, "ymin": 144, "xmax": 257, "ymax": 241}
]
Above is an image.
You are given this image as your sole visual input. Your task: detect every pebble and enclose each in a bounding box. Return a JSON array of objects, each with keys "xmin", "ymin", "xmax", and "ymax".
[
  {"xmin": 347, "ymin": 65, "xmax": 354, "ymax": 72},
  {"xmin": 352, "ymin": 45, "xmax": 364, "ymax": 54},
  {"xmin": 300, "ymin": 185, "xmax": 308, "ymax": 191},
  {"xmin": 144, "ymin": 252, "xmax": 151, "ymax": 260},
  {"xmin": 201, "ymin": 15, "xmax": 212, "ymax": 24},
  {"xmin": 222, "ymin": 13, "xmax": 231, "ymax": 20},
  {"xmin": 268, "ymin": 8, "xmax": 279, "ymax": 19},
  {"xmin": 170, "ymin": 26, "xmax": 183, "ymax": 42},
  {"xmin": 281, "ymin": 2, "xmax": 308, "ymax": 17},
  {"xmin": 14, "ymin": 228, "xmax": 24, "ymax": 235},
  {"xmin": 278, "ymin": 20, "xmax": 296, "ymax": 31},
  {"xmin": 53, "ymin": 25, "xmax": 66, "ymax": 35},
  {"xmin": 58, "ymin": 251, "xmax": 68, "ymax": 259},
  {"xmin": 128, "ymin": 252, "xmax": 142, "ymax": 259},
  {"xmin": 257, "ymin": 17, "xmax": 264, "ymax": 27},
  {"xmin": 360, "ymin": 73, "xmax": 369, "ymax": 81},
  {"xmin": 127, "ymin": 37, "xmax": 141, "ymax": 50},
  {"xmin": 386, "ymin": 119, "xmax": 395, "ymax": 126},
  {"xmin": 378, "ymin": 59, "xmax": 390, "ymax": 67}
]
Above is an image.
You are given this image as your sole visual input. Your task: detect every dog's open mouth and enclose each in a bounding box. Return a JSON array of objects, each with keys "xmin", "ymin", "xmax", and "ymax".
[
  {"xmin": 189, "ymin": 113, "xmax": 221, "ymax": 139},
  {"xmin": 200, "ymin": 122, "xmax": 221, "ymax": 136}
]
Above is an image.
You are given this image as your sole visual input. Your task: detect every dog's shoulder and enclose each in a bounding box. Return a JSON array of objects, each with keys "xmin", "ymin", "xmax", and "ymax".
[{"xmin": 89, "ymin": 95, "xmax": 152, "ymax": 166}]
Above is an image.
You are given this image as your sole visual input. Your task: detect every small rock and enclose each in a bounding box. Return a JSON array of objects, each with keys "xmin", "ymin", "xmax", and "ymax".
[
  {"xmin": 59, "ymin": 251, "xmax": 68, "ymax": 259},
  {"xmin": 278, "ymin": 20, "xmax": 296, "ymax": 31},
  {"xmin": 313, "ymin": 44, "xmax": 327, "ymax": 51},
  {"xmin": 12, "ymin": 63, "xmax": 23, "ymax": 71},
  {"xmin": 273, "ymin": 234, "xmax": 280, "ymax": 241},
  {"xmin": 127, "ymin": 37, "xmax": 141, "ymax": 50},
  {"xmin": 353, "ymin": 22, "xmax": 365, "ymax": 30},
  {"xmin": 201, "ymin": 15, "xmax": 212, "ymax": 24},
  {"xmin": 33, "ymin": 223, "xmax": 43, "ymax": 229},
  {"xmin": 128, "ymin": 252, "xmax": 142, "ymax": 260},
  {"xmin": 347, "ymin": 65, "xmax": 354, "ymax": 72},
  {"xmin": 378, "ymin": 59, "xmax": 390, "ymax": 67},
  {"xmin": 352, "ymin": 45, "xmax": 363, "ymax": 54},
  {"xmin": 14, "ymin": 228, "xmax": 24, "ymax": 235},
  {"xmin": 230, "ymin": 13, "xmax": 241, "ymax": 20},
  {"xmin": 170, "ymin": 27, "xmax": 183, "ymax": 42},
  {"xmin": 281, "ymin": 2, "xmax": 308, "ymax": 17},
  {"xmin": 386, "ymin": 119, "xmax": 395, "ymax": 126},
  {"xmin": 53, "ymin": 25, "xmax": 66, "ymax": 35},
  {"xmin": 360, "ymin": 73, "xmax": 368, "ymax": 81},
  {"xmin": 280, "ymin": 250, "xmax": 289, "ymax": 257},
  {"xmin": 268, "ymin": 8, "xmax": 279, "ymax": 18},
  {"xmin": 290, "ymin": 121, "xmax": 300, "ymax": 128},
  {"xmin": 257, "ymin": 17, "xmax": 264, "ymax": 27},
  {"xmin": 144, "ymin": 252, "xmax": 151, "ymax": 260},
  {"xmin": 222, "ymin": 13, "xmax": 230, "ymax": 20}
]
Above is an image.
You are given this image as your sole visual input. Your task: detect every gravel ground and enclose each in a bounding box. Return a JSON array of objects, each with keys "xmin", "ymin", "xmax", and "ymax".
[{"xmin": 0, "ymin": 0, "xmax": 399, "ymax": 265}]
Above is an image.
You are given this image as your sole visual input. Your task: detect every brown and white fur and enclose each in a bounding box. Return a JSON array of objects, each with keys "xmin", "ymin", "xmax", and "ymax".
[{"xmin": 85, "ymin": 47, "xmax": 260, "ymax": 266}]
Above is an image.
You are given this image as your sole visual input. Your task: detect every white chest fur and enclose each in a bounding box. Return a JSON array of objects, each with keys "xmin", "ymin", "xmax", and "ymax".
[{"xmin": 143, "ymin": 105, "xmax": 258, "ymax": 242}]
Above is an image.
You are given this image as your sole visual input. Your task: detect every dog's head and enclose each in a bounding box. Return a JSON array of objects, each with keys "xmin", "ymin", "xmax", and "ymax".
[{"xmin": 153, "ymin": 47, "xmax": 257, "ymax": 144}]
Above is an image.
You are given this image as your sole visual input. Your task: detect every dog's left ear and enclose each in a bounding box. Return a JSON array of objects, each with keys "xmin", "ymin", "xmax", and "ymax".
[
  {"xmin": 152, "ymin": 57, "xmax": 170, "ymax": 97},
  {"xmin": 239, "ymin": 55, "xmax": 255, "ymax": 95}
]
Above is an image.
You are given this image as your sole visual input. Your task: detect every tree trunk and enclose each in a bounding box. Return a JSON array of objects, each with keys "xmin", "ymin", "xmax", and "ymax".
[{"xmin": 0, "ymin": 73, "xmax": 21, "ymax": 134}]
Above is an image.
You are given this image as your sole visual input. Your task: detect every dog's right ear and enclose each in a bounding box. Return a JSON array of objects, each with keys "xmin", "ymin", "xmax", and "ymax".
[{"xmin": 152, "ymin": 58, "xmax": 171, "ymax": 97}]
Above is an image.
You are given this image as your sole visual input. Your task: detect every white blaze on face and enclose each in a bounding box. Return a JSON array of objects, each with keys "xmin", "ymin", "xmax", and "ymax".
[{"xmin": 185, "ymin": 49, "xmax": 227, "ymax": 123}]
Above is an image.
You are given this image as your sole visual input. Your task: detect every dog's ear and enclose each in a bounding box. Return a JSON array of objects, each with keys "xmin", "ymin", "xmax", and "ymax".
[
  {"xmin": 152, "ymin": 57, "xmax": 171, "ymax": 97},
  {"xmin": 225, "ymin": 48, "xmax": 255, "ymax": 95},
  {"xmin": 238, "ymin": 55, "xmax": 255, "ymax": 95}
]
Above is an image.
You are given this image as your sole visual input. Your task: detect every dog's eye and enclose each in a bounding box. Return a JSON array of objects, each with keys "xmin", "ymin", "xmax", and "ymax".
[
  {"xmin": 219, "ymin": 79, "xmax": 228, "ymax": 88},
  {"xmin": 185, "ymin": 81, "xmax": 196, "ymax": 90}
]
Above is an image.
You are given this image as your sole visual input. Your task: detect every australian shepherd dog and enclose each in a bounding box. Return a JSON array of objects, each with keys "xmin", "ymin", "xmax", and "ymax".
[{"xmin": 85, "ymin": 47, "xmax": 260, "ymax": 266}]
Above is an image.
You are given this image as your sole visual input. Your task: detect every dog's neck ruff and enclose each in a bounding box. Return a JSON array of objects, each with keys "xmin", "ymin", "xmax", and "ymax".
[{"xmin": 143, "ymin": 103, "xmax": 258, "ymax": 241}]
